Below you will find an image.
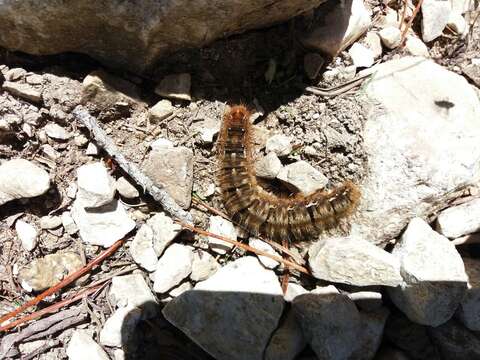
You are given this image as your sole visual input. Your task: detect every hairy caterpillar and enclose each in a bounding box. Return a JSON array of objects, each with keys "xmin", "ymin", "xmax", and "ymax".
[{"xmin": 217, "ymin": 105, "xmax": 360, "ymax": 244}]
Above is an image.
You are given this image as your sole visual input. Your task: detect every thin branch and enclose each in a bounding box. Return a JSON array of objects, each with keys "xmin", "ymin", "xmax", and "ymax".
[
  {"xmin": 400, "ymin": 0, "xmax": 424, "ymax": 45},
  {"xmin": 73, "ymin": 106, "xmax": 193, "ymax": 225}
]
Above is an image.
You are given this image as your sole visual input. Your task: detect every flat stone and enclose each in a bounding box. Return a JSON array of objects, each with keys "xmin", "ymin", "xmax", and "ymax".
[
  {"xmin": 142, "ymin": 146, "xmax": 193, "ymax": 209},
  {"xmin": 153, "ymin": 243, "xmax": 193, "ymax": 293},
  {"xmin": 265, "ymin": 134, "xmax": 292, "ymax": 156},
  {"xmin": 277, "ymin": 160, "xmax": 328, "ymax": 195},
  {"xmin": 436, "ymin": 198, "xmax": 480, "ymax": 238},
  {"xmin": 191, "ymin": 117, "xmax": 220, "ymax": 143},
  {"xmin": 348, "ymin": 291, "xmax": 383, "ymax": 311},
  {"xmin": 169, "ymin": 281, "xmax": 193, "ymax": 298},
  {"xmin": 387, "ymin": 218, "xmax": 468, "ymax": 326},
  {"xmin": 451, "ymin": 0, "xmax": 476, "ymax": 13},
  {"xmin": 116, "ymin": 176, "xmax": 139, "ymax": 199},
  {"xmin": 163, "ymin": 256, "xmax": 284, "ymax": 360},
  {"xmin": 71, "ymin": 199, "xmax": 136, "ymax": 247},
  {"xmin": 421, "ymin": 0, "xmax": 451, "ymax": 42},
  {"xmin": 456, "ymin": 257, "xmax": 480, "ymax": 330},
  {"xmin": 309, "ymin": 236, "xmax": 402, "ymax": 287},
  {"xmin": 0, "ymin": 159, "xmax": 50, "ymax": 206},
  {"xmin": 363, "ymin": 31, "xmax": 382, "ymax": 59},
  {"xmin": 303, "ymin": 53, "xmax": 325, "ymax": 79},
  {"xmin": 99, "ymin": 305, "xmax": 142, "ymax": 347},
  {"xmin": 149, "ymin": 99, "xmax": 173, "ymax": 123},
  {"xmin": 292, "ymin": 286, "xmax": 361, "ymax": 360},
  {"xmin": 129, "ymin": 212, "xmax": 181, "ymax": 271},
  {"xmin": 405, "ymin": 36, "xmax": 429, "ymax": 57},
  {"xmin": 207, "ymin": 215, "xmax": 237, "ymax": 254},
  {"xmin": 15, "ymin": 220, "xmax": 38, "ymax": 251},
  {"xmin": 428, "ymin": 319, "xmax": 480, "ymax": 359},
  {"xmin": 462, "ymin": 63, "xmax": 480, "ymax": 87},
  {"xmin": 41, "ymin": 144, "xmax": 60, "ymax": 160},
  {"xmin": 350, "ymin": 308, "xmax": 390, "ymax": 360},
  {"xmin": 109, "ymin": 274, "xmax": 158, "ymax": 319},
  {"xmin": 284, "ymin": 283, "xmax": 308, "ymax": 302},
  {"xmin": 76, "ymin": 162, "xmax": 116, "ymax": 208},
  {"xmin": 249, "ymin": 238, "xmax": 280, "ymax": 269},
  {"xmin": 2, "ymin": 81, "xmax": 42, "ymax": 102},
  {"xmin": 351, "ymin": 57, "xmax": 480, "ymax": 246},
  {"xmin": 40, "ymin": 215, "xmax": 62, "ymax": 229},
  {"xmin": 5, "ymin": 67, "xmax": 26, "ymax": 81},
  {"xmin": 66, "ymin": 330, "xmax": 109, "ymax": 360},
  {"xmin": 447, "ymin": 12, "xmax": 467, "ymax": 35},
  {"xmin": 85, "ymin": 142, "xmax": 99, "ymax": 156},
  {"xmin": 190, "ymin": 249, "xmax": 220, "ymax": 281},
  {"xmin": 150, "ymin": 137, "xmax": 174, "ymax": 151},
  {"xmin": 44, "ymin": 122, "xmax": 71, "ymax": 140},
  {"xmin": 379, "ymin": 26, "xmax": 401, "ymax": 49},
  {"xmin": 348, "ymin": 43, "xmax": 374, "ymax": 68},
  {"xmin": 300, "ymin": 0, "xmax": 372, "ymax": 56},
  {"xmin": 255, "ymin": 152, "xmax": 282, "ymax": 179},
  {"xmin": 265, "ymin": 311, "xmax": 306, "ymax": 360},
  {"xmin": 25, "ymin": 74, "xmax": 44, "ymax": 85},
  {"xmin": 18, "ymin": 252, "xmax": 83, "ymax": 291},
  {"xmin": 154, "ymin": 73, "xmax": 191, "ymax": 101},
  {"xmin": 62, "ymin": 211, "xmax": 78, "ymax": 235}
]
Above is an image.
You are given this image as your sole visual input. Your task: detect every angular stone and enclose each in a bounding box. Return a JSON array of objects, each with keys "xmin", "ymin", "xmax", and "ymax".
[
  {"xmin": 149, "ymin": 99, "xmax": 173, "ymax": 123},
  {"xmin": 153, "ymin": 243, "xmax": 193, "ymax": 293},
  {"xmin": 0, "ymin": 159, "xmax": 50, "ymax": 206},
  {"xmin": 99, "ymin": 305, "xmax": 142, "ymax": 347},
  {"xmin": 462, "ymin": 63, "xmax": 480, "ymax": 87},
  {"xmin": 76, "ymin": 162, "xmax": 116, "ymax": 208},
  {"xmin": 405, "ymin": 36, "xmax": 429, "ymax": 57},
  {"xmin": 5, "ymin": 67, "xmax": 26, "ymax": 81},
  {"xmin": 249, "ymin": 238, "xmax": 280, "ymax": 269},
  {"xmin": 44, "ymin": 122, "xmax": 71, "ymax": 140},
  {"xmin": 15, "ymin": 220, "xmax": 38, "ymax": 251},
  {"xmin": 115, "ymin": 176, "xmax": 139, "ymax": 199},
  {"xmin": 421, "ymin": 0, "xmax": 451, "ymax": 42},
  {"xmin": 191, "ymin": 117, "xmax": 220, "ymax": 143},
  {"xmin": 39, "ymin": 215, "xmax": 62, "ymax": 229},
  {"xmin": 284, "ymin": 283, "xmax": 308, "ymax": 302},
  {"xmin": 142, "ymin": 146, "xmax": 193, "ymax": 209},
  {"xmin": 436, "ymin": 198, "xmax": 480, "ymax": 238},
  {"xmin": 67, "ymin": 330, "xmax": 109, "ymax": 360},
  {"xmin": 456, "ymin": 257, "xmax": 480, "ymax": 331},
  {"xmin": 255, "ymin": 152, "xmax": 282, "ymax": 179},
  {"xmin": 387, "ymin": 218, "xmax": 468, "ymax": 326},
  {"xmin": 348, "ymin": 291, "xmax": 383, "ymax": 311},
  {"xmin": 207, "ymin": 215, "xmax": 237, "ymax": 254},
  {"xmin": 379, "ymin": 26, "xmax": 401, "ymax": 49},
  {"xmin": 447, "ymin": 12, "xmax": 467, "ymax": 35},
  {"xmin": 163, "ymin": 257, "xmax": 284, "ymax": 360},
  {"xmin": 190, "ymin": 249, "xmax": 220, "ymax": 281},
  {"xmin": 277, "ymin": 160, "xmax": 328, "ymax": 195},
  {"xmin": 309, "ymin": 236, "xmax": 402, "ymax": 287},
  {"xmin": 2, "ymin": 81, "xmax": 42, "ymax": 102},
  {"xmin": 348, "ymin": 43, "xmax": 374, "ymax": 68},
  {"xmin": 265, "ymin": 134, "xmax": 292, "ymax": 156},
  {"xmin": 363, "ymin": 31, "xmax": 382, "ymax": 59},
  {"xmin": 154, "ymin": 73, "xmax": 191, "ymax": 101}
]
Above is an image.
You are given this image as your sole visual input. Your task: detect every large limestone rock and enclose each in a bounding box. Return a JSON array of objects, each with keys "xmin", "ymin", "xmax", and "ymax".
[{"xmin": 0, "ymin": 0, "xmax": 326, "ymax": 73}]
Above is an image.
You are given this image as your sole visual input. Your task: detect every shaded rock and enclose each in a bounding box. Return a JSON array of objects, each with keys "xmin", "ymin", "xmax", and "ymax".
[
  {"xmin": 2, "ymin": 81, "xmax": 42, "ymax": 102},
  {"xmin": 436, "ymin": 197, "xmax": 480, "ymax": 238},
  {"xmin": 153, "ymin": 243, "xmax": 193, "ymax": 293},
  {"xmin": 255, "ymin": 152, "xmax": 282, "ymax": 179},
  {"xmin": 363, "ymin": 32, "xmax": 382, "ymax": 59},
  {"xmin": 66, "ymin": 330, "xmax": 109, "ymax": 360},
  {"xmin": 169, "ymin": 281, "xmax": 193, "ymax": 298},
  {"xmin": 348, "ymin": 43, "xmax": 374, "ymax": 68},
  {"xmin": 348, "ymin": 291, "xmax": 383, "ymax": 311},
  {"xmin": 375, "ymin": 347, "xmax": 411, "ymax": 360},
  {"xmin": 265, "ymin": 311, "xmax": 306, "ymax": 360},
  {"xmin": 266, "ymin": 134, "xmax": 292, "ymax": 156},
  {"xmin": 163, "ymin": 256, "xmax": 284, "ymax": 360},
  {"xmin": 15, "ymin": 219, "xmax": 38, "ymax": 251},
  {"xmin": 155, "ymin": 73, "xmax": 191, "ymax": 101},
  {"xmin": 18, "ymin": 252, "xmax": 83, "ymax": 291},
  {"xmin": 428, "ymin": 319, "xmax": 480, "ymax": 360},
  {"xmin": 99, "ymin": 305, "xmax": 142, "ymax": 347},
  {"xmin": 142, "ymin": 146, "xmax": 193, "ymax": 209},
  {"xmin": 300, "ymin": 0, "xmax": 371, "ymax": 56},
  {"xmin": 462, "ymin": 63, "xmax": 480, "ymax": 87},
  {"xmin": 149, "ymin": 99, "xmax": 173, "ymax": 123},
  {"xmin": 76, "ymin": 162, "xmax": 116, "ymax": 208},
  {"xmin": 352, "ymin": 57, "xmax": 480, "ymax": 246},
  {"xmin": 309, "ymin": 236, "xmax": 402, "ymax": 287},
  {"xmin": 44, "ymin": 122, "xmax": 71, "ymax": 140},
  {"xmin": 39, "ymin": 215, "xmax": 62, "ymax": 229},
  {"xmin": 116, "ymin": 176, "xmax": 139, "ymax": 199},
  {"xmin": 190, "ymin": 249, "xmax": 220, "ymax": 282},
  {"xmin": 350, "ymin": 308, "xmax": 390, "ymax": 360},
  {"xmin": 129, "ymin": 212, "xmax": 181, "ymax": 271},
  {"xmin": 292, "ymin": 286, "xmax": 361, "ymax": 360},
  {"xmin": 277, "ymin": 160, "xmax": 328, "ymax": 195},
  {"xmin": 447, "ymin": 12, "xmax": 467, "ymax": 35},
  {"xmin": 456, "ymin": 257, "xmax": 480, "ymax": 330},
  {"xmin": 421, "ymin": 0, "xmax": 451, "ymax": 42},
  {"xmin": 249, "ymin": 238, "xmax": 280, "ymax": 269},
  {"xmin": 0, "ymin": 159, "xmax": 50, "ymax": 206},
  {"xmin": 71, "ymin": 199, "xmax": 136, "ymax": 247},
  {"xmin": 207, "ymin": 215, "xmax": 237, "ymax": 254},
  {"xmin": 387, "ymin": 218, "xmax": 467, "ymax": 326},
  {"xmin": 303, "ymin": 53, "xmax": 324, "ymax": 79},
  {"xmin": 379, "ymin": 26, "xmax": 401, "ymax": 49},
  {"xmin": 5, "ymin": 67, "xmax": 26, "ymax": 81},
  {"xmin": 405, "ymin": 36, "xmax": 429, "ymax": 57}
]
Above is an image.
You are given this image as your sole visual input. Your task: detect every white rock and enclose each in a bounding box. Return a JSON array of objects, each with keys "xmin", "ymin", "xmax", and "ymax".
[
  {"xmin": 379, "ymin": 26, "xmax": 402, "ymax": 49},
  {"xmin": 163, "ymin": 256, "xmax": 284, "ymax": 360},
  {"xmin": 116, "ymin": 176, "xmax": 139, "ymax": 199},
  {"xmin": 150, "ymin": 138, "xmax": 174, "ymax": 151},
  {"xmin": 192, "ymin": 117, "xmax": 220, "ymax": 143},
  {"xmin": 405, "ymin": 36, "xmax": 429, "ymax": 57},
  {"xmin": 207, "ymin": 215, "xmax": 238, "ymax": 254},
  {"xmin": 387, "ymin": 218, "xmax": 468, "ymax": 326},
  {"xmin": 153, "ymin": 244, "xmax": 193, "ymax": 293},
  {"xmin": 447, "ymin": 12, "xmax": 467, "ymax": 35},
  {"xmin": 255, "ymin": 152, "xmax": 282, "ymax": 179},
  {"xmin": 62, "ymin": 211, "xmax": 78, "ymax": 235},
  {"xmin": 149, "ymin": 99, "xmax": 174, "ymax": 122},
  {"xmin": 40, "ymin": 215, "xmax": 62, "ymax": 229},
  {"xmin": 436, "ymin": 198, "xmax": 480, "ymax": 238},
  {"xmin": 44, "ymin": 122, "xmax": 71, "ymax": 141},
  {"xmin": 15, "ymin": 220, "xmax": 38, "ymax": 251},
  {"xmin": 154, "ymin": 73, "xmax": 191, "ymax": 101},
  {"xmin": 457, "ymin": 257, "xmax": 480, "ymax": 331},
  {"xmin": 284, "ymin": 283, "xmax": 308, "ymax": 302},
  {"xmin": 277, "ymin": 160, "xmax": 328, "ymax": 195},
  {"xmin": 363, "ymin": 32, "xmax": 383, "ymax": 59},
  {"xmin": 109, "ymin": 274, "xmax": 158, "ymax": 319},
  {"xmin": 266, "ymin": 134, "xmax": 292, "ymax": 156},
  {"xmin": 74, "ymin": 134, "xmax": 89, "ymax": 147},
  {"xmin": 190, "ymin": 249, "xmax": 220, "ymax": 281},
  {"xmin": 421, "ymin": 0, "xmax": 451, "ymax": 42},
  {"xmin": 66, "ymin": 182, "xmax": 77, "ymax": 199},
  {"xmin": 169, "ymin": 281, "xmax": 193, "ymax": 298},
  {"xmin": 349, "ymin": 43, "xmax": 374, "ymax": 68},
  {"xmin": 0, "ymin": 159, "xmax": 50, "ymax": 206},
  {"xmin": 72, "ymin": 199, "xmax": 136, "ymax": 247},
  {"xmin": 2, "ymin": 81, "xmax": 42, "ymax": 102},
  {"xmin": 249, "ymin": 238, "xmax": 280, "ymax": 269},
  {"xmin": 378, "ymin": 6, "xmax": 400, "ymax": 28},
  {"xmin": 100, "ymin": 305, "xmax": 142, "ymax": 347},
  {"xmin": 41, "ymin": 144, "xmax": 60, "ymax": 160},
  {"xmin": 5, "ymin": 67, "xmax": 26, "ymax": 81},
  {"xmin": 85, "ymin": 142, "xmax": 99, "ymax": 156},
  {"xmin": 76, "ymin": 162, "xmax": 116, "ymax": 208},
  {"xmin": 451, "ymin": 0, "xmax": 475, "ymax": 13},
  {"xmin": 66, "ymin": 330, "xmax": 109, "ymax": 360},
  {"xmin": 309, "ymin": 236, "xmax": 403, "ymax": 287}
]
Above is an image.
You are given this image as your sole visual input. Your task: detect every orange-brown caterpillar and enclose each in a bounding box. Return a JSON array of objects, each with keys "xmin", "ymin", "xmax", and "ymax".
[{"xmin": 217, "ymin": 105, "xmax": 360, "ymax": 243}]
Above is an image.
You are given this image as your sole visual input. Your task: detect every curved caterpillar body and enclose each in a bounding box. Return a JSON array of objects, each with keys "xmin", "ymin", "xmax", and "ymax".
[{"xmin": 217, "ymin": 105, "xmax": 360, "ymax": 243}]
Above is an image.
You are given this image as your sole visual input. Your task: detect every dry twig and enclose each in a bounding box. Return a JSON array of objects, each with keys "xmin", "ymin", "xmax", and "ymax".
[{"xmin": 400, "ymin": 0, "xmax": 424, "ymax": 44}]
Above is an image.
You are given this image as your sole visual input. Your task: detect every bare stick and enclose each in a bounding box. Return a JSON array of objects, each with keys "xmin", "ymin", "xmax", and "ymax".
[
  {"xmin": 400, "ymin": 0, "xmax": 424, "ymax": 45},
  {"xmin": 73, "ymin": 106, "xmax": 193, "ymax": 225}
]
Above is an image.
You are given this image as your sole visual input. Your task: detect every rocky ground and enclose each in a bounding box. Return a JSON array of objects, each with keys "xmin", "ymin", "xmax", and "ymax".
[{"xmin": 0, "ymin": 0, "xmax": 480, "ymax": 359}]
